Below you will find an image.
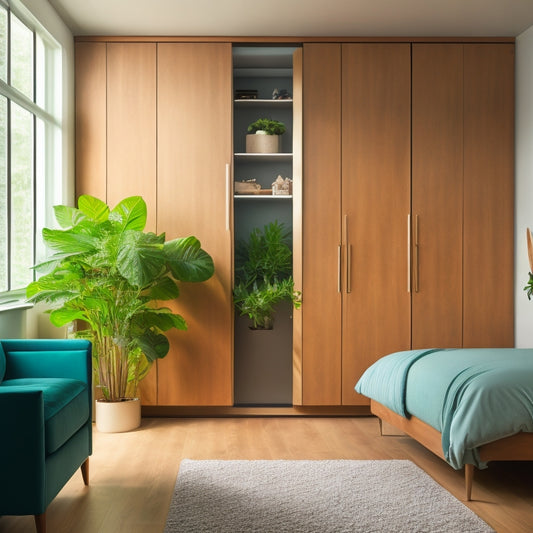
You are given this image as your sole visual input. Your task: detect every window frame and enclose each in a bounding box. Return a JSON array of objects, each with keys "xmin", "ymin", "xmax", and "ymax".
[{"xmin": 0, "ymin": 0, "xmax": 62, "ymax": 308}]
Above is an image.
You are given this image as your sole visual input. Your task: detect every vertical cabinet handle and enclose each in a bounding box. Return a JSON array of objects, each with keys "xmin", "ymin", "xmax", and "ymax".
[
  {"xmin": 343, "ymin": 215, "xmax": 352, "ymax": 294},
  {"xmin": 338, "ymin": 245, "xmax": 342, "ymax": 293},
  {"xmin": 346, "ymin": 244, "xmax": 352, "ymax": 294},
  {"xmin": 225, "ymin": 163, "xmax": 231, "ymax": 231},
  {"xmin": 414, "ymin": 214, "xmax": 419, "ymax": 293},
  {"xmin": 407, "ymin": 214, "xmax": 411, "ymax": 293}
]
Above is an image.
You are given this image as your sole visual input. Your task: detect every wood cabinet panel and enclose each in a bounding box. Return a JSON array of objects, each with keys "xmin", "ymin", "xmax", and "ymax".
[
  {"xmin": 75, "ymin": 42, "xmax": 106, "ymax": 200},
  {"xmin": 301, "ymin": 44, "xmax": 342, "ymax": 405},
  {"xmin": 411, "ymin": 44, "xmax": 464, "ymax": 349},
  {"xmin": 156, "ymin": 43, "xmax": 233, "ymax": 405},
  {"xmin": 341, "ymin": 44, "xmax": 412, "ymax": 405},
  {"xmin": 106, "ymin": 43, "xmax": 157, "ymax": 231},
  {"xmin": 463, "ymin": 44, "xmax": 514, "ymax": 347},
  {"xmin": 106, "ymin": 43, "xmax": 158, "ymax": 405}
]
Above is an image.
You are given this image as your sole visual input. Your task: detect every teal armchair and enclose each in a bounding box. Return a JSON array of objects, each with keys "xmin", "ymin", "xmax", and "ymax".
[{"xmin": 0, "ymin": 339, "xmax": 92, "ymax": 533}]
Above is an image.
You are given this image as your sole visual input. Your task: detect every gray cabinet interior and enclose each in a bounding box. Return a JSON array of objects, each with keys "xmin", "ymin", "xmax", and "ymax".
[{"xmin": 232, "ymin": 45, "xmax": 298, "ymax": 406}]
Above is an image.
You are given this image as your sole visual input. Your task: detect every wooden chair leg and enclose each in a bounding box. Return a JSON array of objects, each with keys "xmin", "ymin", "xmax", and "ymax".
[
  {"xmin": 34, "ymin": 512, "xmax": 46, "ymax": 533},
  {"xmin": 81, "ymin": 457, "xmax": 89, "ymax": 486},
  {"xmin": 465, "ymin": 463, "xmax": 474, "ymax": 501}
]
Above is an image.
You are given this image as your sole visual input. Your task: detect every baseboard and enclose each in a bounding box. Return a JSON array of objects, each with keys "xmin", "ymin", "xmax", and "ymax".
[{"xmin": 141, "ymin": 405, "xmax": 372, "ymax": 417}]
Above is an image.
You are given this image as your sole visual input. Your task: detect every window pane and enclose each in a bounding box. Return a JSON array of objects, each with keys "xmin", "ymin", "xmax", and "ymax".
[
  {"xmin": 35, "ymin": 33, "xmax": 45, "ymax": 109},
  {"xmin": 0, "ymin": 7, "xmax": 7, "ymax": 82},
  {"xmin": 10, "ymin": 13, "xmax": 34, "ymax": 101},
  {"xmin": 10, "ymin": 102, "xmax": 34, "ymax": 289},
  {"xmin": 0, "ymin": 96, "xmax": 7, "ymax": 291}
]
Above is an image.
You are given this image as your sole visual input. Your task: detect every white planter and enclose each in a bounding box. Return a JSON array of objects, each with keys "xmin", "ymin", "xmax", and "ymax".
[
  {"xmin": 95, "ymin": 398, "xmax": 141, "ymax": 433},
  {"xmin": 246, "ymin": 133, "xmax": 280, "ymax": 153}
]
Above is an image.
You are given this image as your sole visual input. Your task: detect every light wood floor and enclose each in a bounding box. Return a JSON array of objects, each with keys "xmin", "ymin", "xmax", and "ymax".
[{"xmin": 1, "ymin": 416, "xmax": 532, "ymax": 532}]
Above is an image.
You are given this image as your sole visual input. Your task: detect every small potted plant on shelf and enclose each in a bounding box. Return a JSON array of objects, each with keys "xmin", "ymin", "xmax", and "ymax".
[
  {"xmin": 246, "ymin": 118, "xmax": 286, "ymax": 154},
  {"xmin": 233, "ymin": 220, "xmax": 301, "ymax": 330},
  {"xmin": 26, "ymin": 194, "xmax": 214, "ymax": 432}
]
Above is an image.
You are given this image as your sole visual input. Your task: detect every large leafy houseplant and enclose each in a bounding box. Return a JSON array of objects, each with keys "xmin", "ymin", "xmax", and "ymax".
[
  {"xmin": 233, "ymin": 221, "xmax": 301, "ymax": 329},
  {"xmin": 26, "ymin": 195, "xmax": 214, "ymax": 402}
]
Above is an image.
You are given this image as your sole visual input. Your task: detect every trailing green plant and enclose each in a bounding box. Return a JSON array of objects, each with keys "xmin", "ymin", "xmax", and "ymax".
[
  {"xmin": 247, "ymin": 118, "xmax": 286, "ymax": 136},
  {"xmin": 233, "ymin": 221, "xmax": 301, "ymax": 329},
  {"xmin": 26, "ymin": 195, "xmax": 214, "ymax": 401}
]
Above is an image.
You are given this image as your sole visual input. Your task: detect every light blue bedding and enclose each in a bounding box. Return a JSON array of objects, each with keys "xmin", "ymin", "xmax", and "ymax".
[{"xmin": 355, "ymin": 348, "xmax": 533, "ymax": 469}]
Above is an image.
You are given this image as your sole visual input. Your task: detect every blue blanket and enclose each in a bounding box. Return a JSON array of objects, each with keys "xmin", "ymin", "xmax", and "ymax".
[{"xmin": 355, "ymin": 348, "xmax": 533, "ymax": 469}]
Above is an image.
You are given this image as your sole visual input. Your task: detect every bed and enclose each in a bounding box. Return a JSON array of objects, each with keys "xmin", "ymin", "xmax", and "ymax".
[{"xmin": 355, "ymin": 348, "xmax": 533, "ymax": 500}]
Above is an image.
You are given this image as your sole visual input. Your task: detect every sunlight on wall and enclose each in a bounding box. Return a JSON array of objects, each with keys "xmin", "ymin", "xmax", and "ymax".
[{"xmin": 515, "ymin": 24, "xmax": 533, "ymax": 348}]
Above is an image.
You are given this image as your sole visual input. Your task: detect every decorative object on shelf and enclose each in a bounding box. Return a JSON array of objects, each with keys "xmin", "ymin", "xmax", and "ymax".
[
  {"xmin": 246, "ymin": 118, "xmax": 286, "ymax": 154},
  {"xmin": 525, "ymin": 227, "xmax": 533, "ymax": 300},
  {"xmin": 26, "ymin": 195, "xmax": 215, "ymax": 432},
  {"xmin": 235, "ymin": 179, "xmax": 261, "ymax": 195},
  {"xmin": 233, "ymin": 221, "xmax": 301, "ymax": 330},
  {"xmin": 235, "ymin": 89, "xmax": 258, "ymax": 100},
  {"xmin": 272, "ymin": 88, "xmax": 291, "ymax": 100},
  {"xmin": 272, "ymin": 175, "xmax": 292, "ymax": 196}
]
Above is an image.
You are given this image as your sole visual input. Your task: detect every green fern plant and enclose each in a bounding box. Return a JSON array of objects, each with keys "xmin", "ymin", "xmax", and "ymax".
[{"xmin": 233, "ymin": 221, "xmax": 300, "ymax": 329}]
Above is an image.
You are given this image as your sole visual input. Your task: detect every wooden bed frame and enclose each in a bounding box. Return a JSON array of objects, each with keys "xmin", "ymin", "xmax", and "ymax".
[{"xmin": 371, "ymin": 399, "xmax": 533, "ymax": 501}]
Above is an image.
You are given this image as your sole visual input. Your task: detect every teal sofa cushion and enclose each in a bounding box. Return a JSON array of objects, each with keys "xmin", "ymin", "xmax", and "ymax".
[
  {"xmin": 0, "ymin": 343, "xmax": 5, "ymax": 382},
  {"xmin": 0, "ymin": 378, "xmax": 89, "ymax": 454}
]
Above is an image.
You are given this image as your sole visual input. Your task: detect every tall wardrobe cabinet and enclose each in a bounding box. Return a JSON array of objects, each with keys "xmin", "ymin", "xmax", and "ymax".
[
  {"xmin": 300, "ymin": 43, "xmax": 514, "ymax": 407},
  {"xmin": 75, "ymin": 41, "xmax": 233, "ymax": 406}
]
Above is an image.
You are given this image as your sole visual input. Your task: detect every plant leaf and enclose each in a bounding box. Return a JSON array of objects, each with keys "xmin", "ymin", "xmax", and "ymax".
[
  {"xmin": 165, "ymin": 236, "xmax": 214, "ymax": 282},
  {"xmin": 136, "ymin": 330, "xmax": 170, "ymax": 362},
  {"xmin": 116, "ymin": 231, "xmax": 165, "ymax": 288},
  {"xmin": 148, "ymin": 276, "xmax": 180, "ymax": 300},
  {"xmin": 54, "ymin": 205, "xmax": 86, "ymax": 229},
  {"xmin": 110, "ymin": 196, "xmax": 147, "ymax": 231},
  {"xmin": 49, "ymin": 308, "xmax": 87, "ymax": 327},
  {"xmin": 135, "ymin": 308, "xmax": 187, "ymax": 332},
  {"xmin": 77, "ymin": 195, "xmax": 110, "ymax": 223},
  {"xmin": 42, "ymin": 228, "xmax": 97, "ymax": 255}
]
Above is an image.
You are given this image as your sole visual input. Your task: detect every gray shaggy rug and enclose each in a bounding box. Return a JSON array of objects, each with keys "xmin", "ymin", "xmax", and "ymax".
[{"xmin": 164, "ymin": 459, "xmax": 493, "ymax": 532}]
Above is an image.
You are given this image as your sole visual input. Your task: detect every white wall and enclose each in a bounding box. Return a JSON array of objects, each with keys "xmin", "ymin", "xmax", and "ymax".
[{"xmin": 515, "ymin": 25, "xmax": 533, "ymax": 348}]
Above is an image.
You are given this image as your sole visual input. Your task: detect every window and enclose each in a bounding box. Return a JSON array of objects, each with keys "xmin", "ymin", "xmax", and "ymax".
[{"xmin": 0, "ymin": 0, "xmax": 61, "ymax": 302}]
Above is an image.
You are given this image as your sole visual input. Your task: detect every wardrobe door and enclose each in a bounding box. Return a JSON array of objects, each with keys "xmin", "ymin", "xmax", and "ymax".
[
  {"xmin": 342, "ymin": 44, "xmax": 411, "ymax": 405},
  {"xmin": 106, "ymin": 43, "xmax": 157, "ymax": 230},
  {"xmin": 411, "ymin": 44, "xmax": 463, "ymax": 349},
  {"xmin": 76, "ymin": 42, "xmax": 159, "ymax": 404},
  {"xmin": 75, "ymin": 42, "xmax": 106, "ymax": 199},
  {"xmin": 106, "ymin": 43, "xmax": 158, "ymax": 404},
  {"xmin": 157, "ymin": 43, "xmax": 233, "ymax": 405},
  {"xmin": 463, "ymin": 44, "xmax": 514, "ymax": 348},
  {"xmin": 301, "ymin": 44, "xmax": 342, "ymax": 405}
]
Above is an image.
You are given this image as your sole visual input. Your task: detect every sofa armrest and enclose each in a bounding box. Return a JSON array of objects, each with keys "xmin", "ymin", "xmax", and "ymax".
[
  {"xmin": 1, "ymin": 339, "xmax": 91, "ymax": 385},
  {"xmin": 0, "ymin": 390, "xmax": 46, "ymax": 512}
]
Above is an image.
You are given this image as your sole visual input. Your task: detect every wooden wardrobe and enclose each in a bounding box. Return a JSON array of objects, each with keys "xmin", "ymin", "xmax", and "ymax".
[
  {"xmin": 300, "ymin": 42, "xmax": 514, "ymax": 406},
  {"xmin": 75, "ymin": 37, "xmax": 514, "ymax": 410}
]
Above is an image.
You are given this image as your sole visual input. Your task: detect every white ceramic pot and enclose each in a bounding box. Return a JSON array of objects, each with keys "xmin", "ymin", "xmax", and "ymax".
[
  {"xmin": 246, "ymin": 133, "xmax": 280, "ymax": 153},
  {"xmin": 95, "ymin": 398, "xmax": 141, "ymax": 433}
]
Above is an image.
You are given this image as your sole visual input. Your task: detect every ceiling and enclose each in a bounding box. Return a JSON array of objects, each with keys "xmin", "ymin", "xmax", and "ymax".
[{"xmin": 48, "ymin": 0, "xmax": 533, "ymax": 38}]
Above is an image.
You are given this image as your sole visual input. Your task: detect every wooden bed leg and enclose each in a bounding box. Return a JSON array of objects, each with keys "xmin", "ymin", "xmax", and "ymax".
[{"xmin": 465, "ymin": 463, "xmax": 474, "ymax": 501}]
